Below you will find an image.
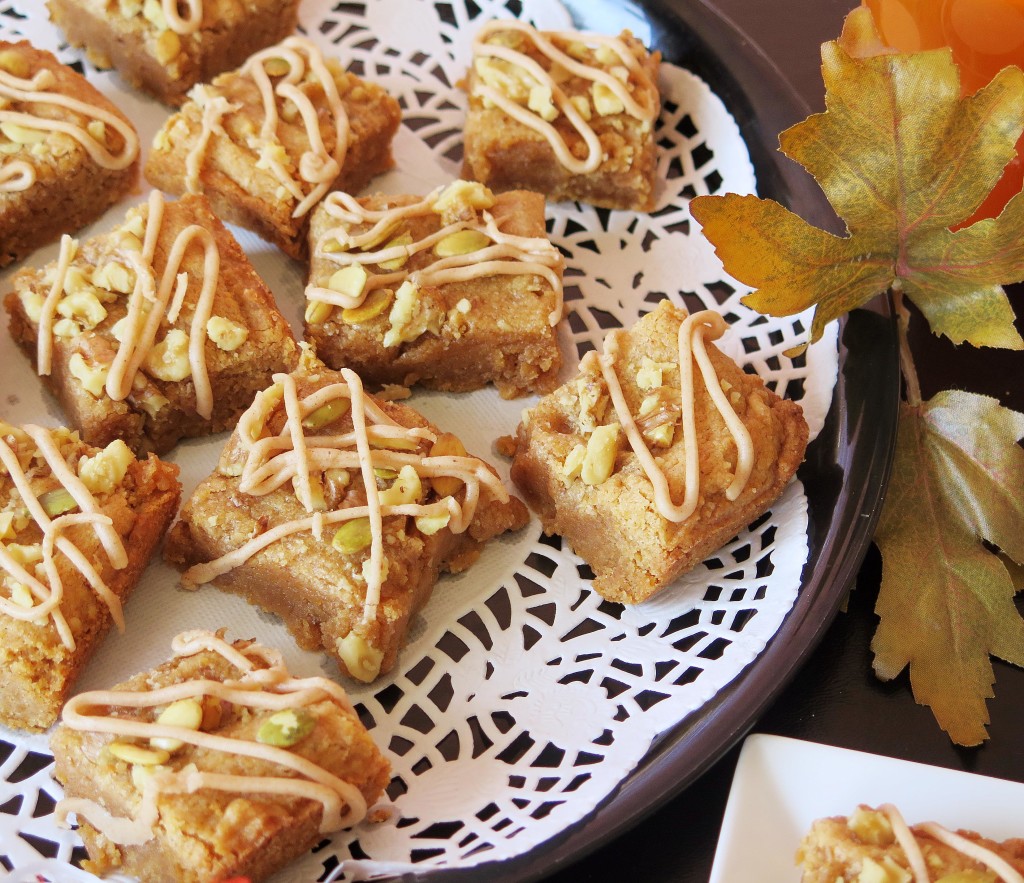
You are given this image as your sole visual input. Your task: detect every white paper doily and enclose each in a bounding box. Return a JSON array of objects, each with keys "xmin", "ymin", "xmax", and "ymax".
[{"xmin": 0, "ymin": 0, "xmax": 839, "ymax": 880}]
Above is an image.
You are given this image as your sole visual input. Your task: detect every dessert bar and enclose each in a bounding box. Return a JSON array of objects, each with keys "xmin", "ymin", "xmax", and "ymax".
[
  {"xmin": 165, "ymin": 350, "xmax": 529, "ymax": 682},
  {"xmin": 47, "ymin": 0, "xmax": 301, "ymax": 105},
  {"xmin": 305, "ymin": 180, "xmax": 564, "ymax": 398},
  {"xmin": 0, "ymin": 40, "xmax": 139, "ymax": 267},
  {"xmin": 146, "ymin": 36, "xmax": 401, "ymax": 258},
  {"xmin": 509, "ymin": 300, "xmax": 808, "ymax": 604},
  {"xmin": 51, "ymin": 629, "xmax": 389, "ymax": 881},
  {"xmin": 0, "ymin": 421, "xmax": 180, "ymax": 730},
  {"xmin": 5, "ymin": 190, "xmax": 299, "ymax": 455},
  {"xmin": 463, "ymin": 20, "xmax": 661, "ymax": 211}
]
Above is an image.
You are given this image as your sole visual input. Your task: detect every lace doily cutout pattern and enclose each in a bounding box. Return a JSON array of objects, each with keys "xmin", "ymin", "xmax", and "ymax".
[{"xmin": 0, "ymin": 0, "xmax": 837, "ymax": 878}]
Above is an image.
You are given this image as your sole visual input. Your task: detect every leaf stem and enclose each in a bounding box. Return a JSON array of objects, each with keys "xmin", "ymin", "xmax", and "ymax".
[{"xmin": 893, "ymin": 288, "xmax": 922, "ymax": 407}]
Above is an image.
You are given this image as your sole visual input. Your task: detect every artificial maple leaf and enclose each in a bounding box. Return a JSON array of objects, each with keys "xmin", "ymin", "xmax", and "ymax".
[
  {"xmin": 689, "ymin": 6, "xmax": 1024, "ymax": 352},
  {"xmin": 872, "ymin": 390, "xmax": 1024, "ymax": 745}
]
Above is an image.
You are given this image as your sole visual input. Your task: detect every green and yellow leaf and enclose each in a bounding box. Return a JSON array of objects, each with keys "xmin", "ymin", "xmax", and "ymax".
[
  {"xmin": 690, "ymin": 6, "xmax": 1024, "ymax": 351},
  {"xmin": 872, "ymin": 391, "xmax": 1024, "ymax": 745}
]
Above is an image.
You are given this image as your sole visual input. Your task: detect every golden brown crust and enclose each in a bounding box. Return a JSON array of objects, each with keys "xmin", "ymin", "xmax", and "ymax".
[
  {"xmin": 462, "ymin": 29, "xmax": 661, "ymax": 211},
  {"xmin": 144, "ymin": 50, "xmax": 401, "ymax": 258},
  {"xmin": 46, "ymin": 0, "xmax": 301, "ymax": 106},
  {"xmin": 0, "ymin": 432, "xmax": 181, "ymax": 731},
  {"xmin": 305, "ymin": 189, "xmax": 563, "ymax": 398},
  {"xmin": 164, "ymin": 355, "xmax": 529, "ymax": 680},
  {"xmin": 50, "ymin": 641, "xmax": 389, "ymax": 881},
  {"xmin": 797, "ymin": 806, "xmax": 1024, "ymax": 882},
  {"xmin": 4, "ymin": 193, "xmax": 300, "ymax": 455},
  {"xmin": 0, "ymin": 40, "xmax": 139, "ymax": 267},
  {"xmin": 510, "ymin": 300, "xmax": 809, "ymax": 604}
]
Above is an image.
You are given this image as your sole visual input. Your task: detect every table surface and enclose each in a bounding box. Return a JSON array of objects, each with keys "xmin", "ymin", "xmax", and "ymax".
[{"xmin": 547, "ymin": 1, "xmax": 1024, "ymax": 881}]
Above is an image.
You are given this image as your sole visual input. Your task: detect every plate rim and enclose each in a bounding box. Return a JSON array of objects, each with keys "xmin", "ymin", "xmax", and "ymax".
[{"xmin": 409, "ymin": 0, "xmax": 901, "ymax": 879}]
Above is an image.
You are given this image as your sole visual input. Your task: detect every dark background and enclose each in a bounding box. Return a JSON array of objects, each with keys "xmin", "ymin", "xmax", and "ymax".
[{"xmin": 547, "ymin": 1, "xmax": 1024, "ymax": 880}]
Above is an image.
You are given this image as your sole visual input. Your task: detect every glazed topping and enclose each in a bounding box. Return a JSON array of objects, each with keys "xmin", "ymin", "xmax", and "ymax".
[
  {"xmin": 581, "ymin": 309, "xmax": 753, "ymax": 522},
  {"xmin": 0, "ymin": 61, "xmax": 139, "ymax": 193},
  {"xmin": 184, "ymin": 37, "xmax": 347, "ymax": 219},
  {"xmin": 471, "ymin": 20, "xmax": 658, "ymax": 175},
  {"xmin": 878, "ymin": 804, "xmax": 1024, "ymax": 883},
  {"xmin": 0, "ymin": 423, "xmax": 129, "ymax": 650},
  {"xmin": 181, "ymin": 366, "xmax": 509, "ymax": 626},
  {"xmin": 306, "ymin": 182, "xmax": 565, "ymax": 327},
  {"xmin": 34, "ymin": 190, "xmax": 223, "ymax": 420},
  {"xmin": 55, "ymin": 630, "xmax": 367, "ymax": 845}
]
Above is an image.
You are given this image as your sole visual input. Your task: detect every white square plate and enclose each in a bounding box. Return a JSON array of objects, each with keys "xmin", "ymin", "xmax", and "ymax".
[{"xmin": 709, "ymin": 733, "xmax": 1024, "ymax": 882}]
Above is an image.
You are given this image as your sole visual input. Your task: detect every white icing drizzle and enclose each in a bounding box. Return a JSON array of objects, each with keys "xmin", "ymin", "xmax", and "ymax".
[
  {"xmin": 160, "ymin": 0, "xmax": 202, "ymax": 35},
  {"xmin": 185, "ymin": 37, "xmax": 347, "ymax": 219},
  {"xmin": 306, "ymin": 188, "xmax": 565, "ymax": 326},
  {"xmin": 879, "ymin": 804, "xmax": 1024, "ymax": 883},
  {"xmin": 0, "ymin": 425, "xmax": 129, "ymax": 650},
  {"xmin": 182, "ymin": 369, "xmax": 510, "ymax": 626},
  {"xmin": 35, "ymin": 191, "xmax": 222, "ymax": 420},
  {"xmin": 471, "ymin": 20, "xmax": 658, "ymax": 175},
  {"xmin": 0, "ymin": 64, "xmax": 138, "ymax": 192},
  {"xmin": 589, "ymin": 309, "xmax": 754, "ymax": 523},
  {"xmin": 55, "ymin": 630, "xmax": 369, "ymax": 845},
  {"xmin": 183, "ymin": 87, "xmax": 239, "ymax": 192}
]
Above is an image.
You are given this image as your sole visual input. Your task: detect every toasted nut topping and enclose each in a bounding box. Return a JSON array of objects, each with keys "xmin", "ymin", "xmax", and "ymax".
[
  {"xmin": 247, "ymin": 383, "xmax": 284, "ymax": 441},
  {"xmin": 206, "ymin": 315, "xmax": 249, "ymax": 352},
  {"xmin": 327, "ymin": 264, "xmax": 369, "ymax": 299},
  {"xmin": 0, "ymin": 49, "xmax": 29, "ymax": 78},
  {"xmin": 92, "ymin": 261, "xmax": 135, "ymax": 294},
  {"xmin": 38, "ymin": 487, "xmax": 79, "ymax": 517},
  {"xmin": 377, "ymin": 232, "xmax": 413, "ymax": 270},
  {"xmin": 68, "ymin": 352, "xmax": 109, "ymax": 397},
  {"xmin": 0, "ymin": 121, "xmax": 46, "ymax": 144},
  {"xmin": 107, "ymin": 741, "xmax": 171, "ymax": 766},
  {"xmin": 561, "ymin": 443, "xmax": 586, "ymax": 479},
  {"xmin": 434, "ymin": 229, "xmax": 491, "ymax": 257},
  {"xmin": 582, "ymin": 423, "xmax": 620, "ymax": 485},
  {"xmin": 302, "ymin": 398, "xmax": 351, "ymax": 430},
  {"xmin": 592, "ymin": 82, "xmax": 625, "ymax": 116},
  {"xmin": 145, "ymin": 328, "xmax": 191, "ymax": 381},
  {"xmin": 263, "ymin": 57, "xmax": 291, "ymax": 77},
  {"xmin": 332, "ymin": 517, "xmax": 373, "ymax": 554},
  {"xmin": 142, "ymin": 0, "xmax": 168, "ymax": 29},
  {"xmin": 856, "ymin": 856, "xmax": 912, "ymax": 883},
  {"xmin": 570, "ymin": 94, "xmax": 592, "ymax": 121},
  {"xmin": 200, "ymin": 695, "xmax": 223, "ymax": 731},
  {"xmin": 78, "ymin": 439, "xmax": 133, "ymax": 495},
  {"xmin": 336, "ymin": 632, "xmax": 384, "ymax": 683},
  {"xmin": 0, "ymin": 512, "xmax": 14, "ymax": 542},
  {"xmin": 304, "ymin": 298, "xmax": 334, "ymax": 325},
  {"xmin": 432, "ymin": 180, "xmax": 494, "ymax": 219},
  {"xmin": 429, "ymin": 433, "xmax": 467, "ymax": 497},
  {"xmin": 527, "ymin": 84, "xmax": 558, "ymax": 121},
  {"xmin": 9, "ymin": 582, "xmax": 35, "ymax": 609},
  {"xmin": 150, "ymin": 697, "xmax": 203, "ymax": 752},
  {"xmin": 57, "ymin": 291, "xmax": 107, "ymax": 330},
  {"xmin": 414, "ymin": 512, "xmax": 450, "ymax": 536},
  {"xmin": 257, "ymin": 708, "xmax": 316, "ymax": 747},
  {"xmin": 849, "ymin": 808, "xmax": 895, "ymax": 846},
  {"xmin": 378, "ymin": 464, "xmax": 422, "ymax": 506},
  {"xmin": 341, "ymin": 287, "xmax": 392, "ymax": 325},
  {"xmin": 154, "ymin": 29, "xmax": 181, "ymax": 64}
]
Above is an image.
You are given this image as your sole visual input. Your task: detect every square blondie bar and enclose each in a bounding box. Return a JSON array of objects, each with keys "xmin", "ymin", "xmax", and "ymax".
[
  {"xmin": 165, "ymin": 349, "xmax": 529, "ymax": 682},
  {"xmin": 5, "ymin": 190, "xmax": 299, "ymax": 455},
  {"xmin": 0, "ymin": 421, "xmax": 180, "ymax": 730},
  {"xmin": 51, "ymin": 629, "xmax": 389, "ymax": 882},
  {"xmin": 47, "ymin": 0, "xmax": 301, "ymax": 106},
  {"xmin": 0, "ymin": 40, "xmax": 139, "ymax": 267},
  {"xmin": 509, "ymin": 300, "xmax": 808, "ymax": 604},
  {"xmin": 305, "ymin": 180, "xmax": 564, "ymax": 398},
  {"xmin": 463, "ymin": 21, "xmax": 661, "ymax": 211},
  {"xmin": 145, "ymin": 36, "xmax": 401, "ymax": 258},
  {"xmin": 798, "ymin": 805, "xmax": 1024, "ymax": 882}
]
